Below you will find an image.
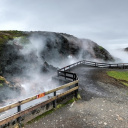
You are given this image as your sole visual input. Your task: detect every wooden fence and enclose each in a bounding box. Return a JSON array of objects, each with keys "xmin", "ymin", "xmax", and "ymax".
[
  {"xmin": 58, "ymin": 60, "xmax": 128, "ymax": 77},
  {"xmin": 1, "ymin": 59, "xmax": 128, "ymax": 127},
  {"xmin": 0, "ymin": 63, "xmax": 79, "ymax": 127}
]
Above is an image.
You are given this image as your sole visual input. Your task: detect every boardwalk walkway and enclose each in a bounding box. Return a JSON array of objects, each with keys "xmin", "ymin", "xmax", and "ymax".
[{"xmin": 26, "ymin": 65, "xmax": 128, "ymax": 128}]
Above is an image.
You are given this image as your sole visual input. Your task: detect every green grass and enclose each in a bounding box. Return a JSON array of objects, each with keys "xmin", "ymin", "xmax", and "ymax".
[
  {"xmin": 99, "ymin": 46, "xmax": 104, "ymax": 50},
  {"xmin": 0, "ymin": 76, "xmax": 5, "ymax": 83},
  {"xmin": 0, "ymin": 30, "xmax": 28, "ymax": 73},
  {"xmin": 0, "ymin": 30, "xmax": 27, "ymax": 52},
  {"xmin": 27, "ymin": 95, "xmax": 80, "ymax": 125},
  {"xmin": 0, "ymin": 83, "xmax": 3, "ymax": 86},
  {"xmin": 27, "ymin": 108, "xmax": 55, "ymax": 124},
  {"xmin": 0, "ymin": 76, "xmax": 5, "ymax": 80},
  {"xmin": 107, "ymin": 71, "xmax": 128, "ymax": 81},
  {"xmin": 107, "ymin": 71, "xmax": 128, "ymax": 87},
  {"xmin": 121, "ymin": 82, "xmax": 128, "ymax": 87}
]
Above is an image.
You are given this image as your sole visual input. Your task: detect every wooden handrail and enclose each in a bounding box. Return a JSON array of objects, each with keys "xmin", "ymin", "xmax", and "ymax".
[
  {"xmin": 1, "ymin": 59, "xmax": 128, "ymax": 126},
  {"xmin": 0, "ymin": 86, "xmax": 79, "ymax": 126},
  {"xmin": 0, "ymin": 80, "xmax": 78, "ymax": 113},
  {"xmin": 58, "ymin": 60, "xmax": 128, "ymax": 74},
  {"xmin": 0, "ymin": 59, "xmax": 80, "ymax": 126}
]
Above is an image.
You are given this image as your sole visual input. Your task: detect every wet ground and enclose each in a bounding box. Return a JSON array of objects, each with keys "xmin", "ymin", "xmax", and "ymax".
[{"xmin": 26, "ymin": 65, "xmax": 128, "ymax": 128}]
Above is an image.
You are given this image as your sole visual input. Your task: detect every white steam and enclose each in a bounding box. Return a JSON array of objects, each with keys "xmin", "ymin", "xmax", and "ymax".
[
  {"xmin": 104, "ymin": 43, "xmax": 128, "ymax": 63},
  {"xmin": 11, "ymin": 36, "xmax": 59, "ymax": 99},
  {"xmin": 7, "ymin": 34, "xmax": 126, "ymax": 100}
]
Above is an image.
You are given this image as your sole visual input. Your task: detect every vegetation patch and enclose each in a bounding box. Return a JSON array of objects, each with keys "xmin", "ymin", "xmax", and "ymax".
[
  {"xmin": 99, "ymin": 46, "xmax": 104, "ymax": 50},
  {"xmin": 0, "ymin": 83, "xmax": 3, "ymax": 86},
  {"xmin": 0, "ymin": 76, "xmax": 5, "ymax": 83},
  {"xmin": 0, "ymin": 30, "xmax": 27, "ymax": 54},
  {"xmin": 27, "ymin": 108, "xmax": 55, "ymax": 124},
  {"xmin": 107, "ymin": 71, "xmax": 128, "ymax": 87},
  {"xmin": 0, "ymin": 76, "xmax": 9, "ymax": 86},
  {"xmin": 121, "ymin": 82, "xmax": 128, "ymax": 87},
  {"xmin": 27, "ymin": 95, "xmax": 80, "ymax": 125}
]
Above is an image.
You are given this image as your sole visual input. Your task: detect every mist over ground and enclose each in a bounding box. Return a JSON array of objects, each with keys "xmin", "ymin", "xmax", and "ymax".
[
  {"xmin": 102, "ymin": 43, "xmax": 128, "ymax": 63},
  {"xmin": 0, "ymin": 31, "xmax": 127, "ymax": 107},
  {"xmin": 0, "ymin": 31, "xmax": 114, "ymax": 104},
  {"xmin": 0, "ymin": 30, "xmax": 128, "ymax": 121}
]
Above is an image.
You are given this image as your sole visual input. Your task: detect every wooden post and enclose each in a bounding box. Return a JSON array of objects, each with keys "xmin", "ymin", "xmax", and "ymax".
[
  {"xmin": 95, "ymin": 62, "xmax": 97, "ymax": 67},
  {"xmin": 57, "ymin": 70, "xmax": 59, "ymax": 77},
  {"xmin": 74, "ymin": 74, "xmax": 78, "ymax": 98},
  {"xmin": 73, "ymin": 74, "xmax": 75, "ymax": 81},
  {"xmin": 123, "ymin": 64, "xmax": 125, "ymax": 69},
  {"xmin": 17, "ymin": 104, "xmax": 21, "ymax": 127},
  {"xmin": 53, "ymin": 91, "xmax": 56, "ymax": 108},
  {"xmin": 73, "ymin": 74, "xmax": 77, "ymax": 98},
  {"xmin": 69, "ymin": 66, "xmax": 70, "ymax": 72},
  {"xmin": 75, "ymin": 83, "xmax": 78, "ymax": 98}
]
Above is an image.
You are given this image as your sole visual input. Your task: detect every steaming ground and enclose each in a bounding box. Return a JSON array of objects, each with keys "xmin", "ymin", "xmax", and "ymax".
[
  {"xmin": 0, "ymin": 32, "xmax": 114, "ymax": 106},
  {"xmin": 103, "ymin": 43, "xmax": 128, "ymax": 63},
  {"xmin": 0, "ymin": 32, "xmax": 127, "ymax": 124},
  {"xmin": 2, "ymin": 33, "xmax": 106, "ymax": 103},
  {"xmin": 26, "ymin": 65, "xmax": 128, "ymax": 128},
  {"xmin": 0, "ymin": 34, "xmax": 81, "ymax": 120}
]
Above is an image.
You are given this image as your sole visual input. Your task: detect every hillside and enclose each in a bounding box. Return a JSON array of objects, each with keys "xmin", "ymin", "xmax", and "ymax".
[
  {"xmin": 0, "ymin": 30, "xmax": 114, "ymax": 102},
  {"xmin": 124, "ymin": 47, "xmax": 128, "ymax": 52},
  {"xmin": 0, "ymin": 31, "xmax": 114, "ymax": 75}
]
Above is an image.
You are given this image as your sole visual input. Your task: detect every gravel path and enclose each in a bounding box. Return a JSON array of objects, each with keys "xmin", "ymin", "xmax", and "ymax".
[{"xmin": 26, "ymin": 65, "xmax": 128, "ymax": 128}]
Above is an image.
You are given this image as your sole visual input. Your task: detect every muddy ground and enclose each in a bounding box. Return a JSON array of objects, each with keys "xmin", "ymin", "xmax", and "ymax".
[{"xmin": 26, "ymin": 65, "xmax": 128, "ymax": 128}]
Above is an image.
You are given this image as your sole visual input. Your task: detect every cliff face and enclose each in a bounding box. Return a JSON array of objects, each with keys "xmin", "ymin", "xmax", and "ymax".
[
  {"xmin": 0, "ymin": 31, "xmax": 114, "ymax": 102},
  {"xmin": 0, "ymin": 31, "xmax": 114, "ymax": 76},
  {"xmin": 61, "ymin": 33, "xmax": 113, "ymax": 61},
  {"xmin": 124, "ymin": 47, "xmax": 128, "ymax": 52}
]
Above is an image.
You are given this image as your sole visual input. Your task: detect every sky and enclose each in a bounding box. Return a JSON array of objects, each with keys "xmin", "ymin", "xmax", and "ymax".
[{"xmin": 0, "ymin": 0, "xmax": 128, "ymax": 47}]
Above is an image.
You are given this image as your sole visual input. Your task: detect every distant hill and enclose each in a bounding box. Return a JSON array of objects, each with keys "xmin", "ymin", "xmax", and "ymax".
[
  {"xmin": 124, "ymin": 47, "xmax": 128, "ymax": 52},
  {"xmin": 0, "ymin": 30, "xmax": 114, "ymax": 102},
  {"xmin": 0, "ymin": 31, "xmax": 114, "ymax": 76}
]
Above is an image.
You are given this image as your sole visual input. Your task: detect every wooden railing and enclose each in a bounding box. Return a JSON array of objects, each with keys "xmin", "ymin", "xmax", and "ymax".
[
  {"xmin": 58, "ymin": 60, "xmax": 128, "ymax": 77},
  {"xmin": 1, "ymin": 59, "xmax": 128, "ymax": 126},
  {"xmin": 0, "ymin": 72, "xmax": 79, "ymax": 126}
]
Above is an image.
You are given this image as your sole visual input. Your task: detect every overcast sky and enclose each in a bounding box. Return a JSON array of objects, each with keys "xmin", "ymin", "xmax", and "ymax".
[{"xmin": 0, "ymin": 0, "xmax": 128, "ymax": 47}]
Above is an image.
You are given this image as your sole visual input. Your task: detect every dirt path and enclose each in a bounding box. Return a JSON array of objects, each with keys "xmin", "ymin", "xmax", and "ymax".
[{"xmin": 26, "ymin": 65, "xmax": 128, "ymax": 128}]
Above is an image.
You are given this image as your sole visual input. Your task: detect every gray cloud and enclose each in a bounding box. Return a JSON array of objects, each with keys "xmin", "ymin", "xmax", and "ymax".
[{"xmin": 0, "ymin": 0, "xmax": 128, "ymax": 46}]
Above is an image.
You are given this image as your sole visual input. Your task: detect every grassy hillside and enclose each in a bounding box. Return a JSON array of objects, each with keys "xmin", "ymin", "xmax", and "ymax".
[
  {"xmin": 0, "ymin": 30, "xmax": 27, "ymax": 51},
  {"xmin": 107, "ymin": 71, "xmax": 128, "ymax": 87},
  {"xmin": 0, "ymin": 31, "xmax": 28, "ymax": 79}
]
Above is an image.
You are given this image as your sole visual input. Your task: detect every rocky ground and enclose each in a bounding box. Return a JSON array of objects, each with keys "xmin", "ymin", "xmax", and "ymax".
[{"xmin": 25, "ymin": 65, "xmax": 128, "ymax": 128}]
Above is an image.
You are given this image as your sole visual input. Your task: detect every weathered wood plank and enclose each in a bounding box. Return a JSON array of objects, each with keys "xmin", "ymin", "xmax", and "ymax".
[
  {"xmin": 0, "ymin": 96, "xmax": 37, "ymax": 113},
  {"xmin": 45, "ymin": 80, "xmax": 78, "ymax": 95},
  {"xmin": 0, "ymin": 86, "xmax": 79, "ymax": 125},
  {"xmin": 0, "ymin": 80, "xmax": 78, "ymax": 113}
]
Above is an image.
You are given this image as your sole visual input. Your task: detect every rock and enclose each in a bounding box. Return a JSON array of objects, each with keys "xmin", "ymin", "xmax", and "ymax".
[
  {"xmin": 104, "ymin": 122, "xmax": 107, "ymax": 125},
  {"xmin": 93, "ymin": 45, "xmax": 114, "ymax": 61},
  {"xmin": 42, "ymin": 61, "xmax": 57, "ymax": 73},
  {"xmin": 124, "ymin": 47, "xmax": 128, "ymax": 52},
  {"xmin": 116, "ymin": 114, "xmax": 123, "ymax": 121}
]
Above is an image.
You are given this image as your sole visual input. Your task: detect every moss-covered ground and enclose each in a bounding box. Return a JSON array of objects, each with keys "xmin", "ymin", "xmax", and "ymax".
[
  {"xmin": 26, "ymin": 94, "xmax": 81, "ymax": 125},
  {"xmin": 0, "ymin": 31, "xmax": 28, "ymax": 74},
  {"xmin": 107, "ymin": 71, "xmax": 128, "ymax": 87},
  {"xmin": 0, "ymin": 30, "xmax": 27, "ymax": 50}
]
